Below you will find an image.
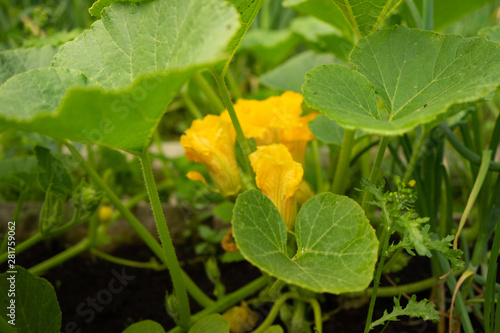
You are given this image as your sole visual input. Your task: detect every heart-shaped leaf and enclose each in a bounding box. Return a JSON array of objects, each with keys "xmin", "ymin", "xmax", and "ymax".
[
  {"xmin": 0, "ymin": 0, "xmax": 240, "ymax": 153},
  {"xmin": 0, "ymin": 267, "xmax": 61, "ymax": 333},
  {"xmin": 233, "ymin": 190, "xmax": 379, "ymax": 294},
  {"xmin": 283, "ymin": 0, "xmax": 351, "ymax": 37},
  {"xmin": 303, "ymin": 26, "xmax": 500, "ymax": 136},
  {"xmin": 332, "ymin": 0, "xmax": 402, "ymax": 38},
  {"xmin": 188, "ymin": 314, "xmax": 230, "ymax": 333},
  {"xmin": 122, "ymin": 320, "xmax": 166, "ymax": 333}
]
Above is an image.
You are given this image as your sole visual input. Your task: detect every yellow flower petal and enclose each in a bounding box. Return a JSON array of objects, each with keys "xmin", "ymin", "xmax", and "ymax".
[
  {"xmin": 181, "ymin": 115, "xmax": 241, "ymax": 197},
  {"xmin": 221, "ymin": 91, "xmax": 304, "ymax": 146},
  {"xmin": 280, "ymin": 112, "xmax": 318, "ymax": 166},
  {"xmin": 186, "ymin": 171, "xmax": 209, "ymax": 187},
  {"xmin": 249, "ymin": 144, "xmax": 303, "ymax": 229}
]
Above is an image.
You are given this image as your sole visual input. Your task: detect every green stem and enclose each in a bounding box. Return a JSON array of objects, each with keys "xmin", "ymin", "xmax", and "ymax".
[
  {"xmin": 331, "ymin": 129, "xmax": 355, "ymax": 194},
  {"xmin": 361, "ymin": 136, "xmax": 390, "ymax": 211},
  {"xmin": 311, "ymin": 140, "xmax": 324, "ymax": 192},
  {"xmin": 439, "ymin": 123, "xmax": 500, "ymax": 171},
  {"xmin": 402, "ymin": 129, "xmax": 427, "ymax": 183},
  {"xmin": 0, "ymin": 232, "xmax": 43, "ymax": 263},
  {"xmin": 211, "ymin": 69, "xmax": 255, "ymax": 177},
  {"xmin": 260, "ymin": 0, "xmax": 271, "ymax": 30},
  {"xmin": 1, "ymin": 190, "xmax": 25, "ymax": 253},
  {"xmin": 454, "ymin": 150, "xmax": 491, "ymax": 250},
  {"xmin": 167, "ymin": 276, "xmax": 268, "ymax": 333},
  {"xmin": 364, "ymin": 204, "xmax": 392, "ymax": 333},
  {"xmin": 405, "ymin": 0, "xmax": 422, "ymax": 28},
  {"xmin": 226, "ymin": 67, "xmax": 242, "ymax": 100},
  {"xmin": 64, "ymin": 142, "xmax": 214, "ymax": 309},
  {"xmin": 29, "ymin": 238, "xmax": 90, "ymax": 275},
  {"xmin": 436, "ymin": 253, "xmax": 474, "ymax": 333},
  {"xmin": 90, "ymin": 249, "xmax": 166, "ymax": 270},
  {"xmin": 181, "ymin": 92, "xmax": 203, "ymax": 120},
  {"xmin": 193, "ymin": 72, "xmax": 225, "ymax": 113},
  {"xmin": 348, "ymin": 276, "xmax": 437, "ymax": 298},
  {"xmin": 253, "ymin": 292, "xmax": 297, "ymax": 333},
  {"xmin": 422, "ymin": 0, "xmax": 433, "ymax": 30},
  {"xmin": 140, "ymin": 152, "xmax": 190, "ymax": 328}
]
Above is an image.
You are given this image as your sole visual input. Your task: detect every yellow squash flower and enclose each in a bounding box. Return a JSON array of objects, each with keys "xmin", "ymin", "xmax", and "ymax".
[
  {"xmin": 181, "ymin": 115, "xmax": 241, "ymax": 197},
  {"xmin": 221, "ymin": 91, "xmax": 316, "ymax": 165},
  {"xmin": 249, "ymin": 144, "xmax": 303, "ymax": 229},
  {"xmin": 280, "ymin": 112, "xmax": 318, "ymax": 166}
]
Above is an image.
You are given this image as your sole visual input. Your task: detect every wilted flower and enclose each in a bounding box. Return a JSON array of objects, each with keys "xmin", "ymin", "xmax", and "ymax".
[
  {"xmin": 249, "ymin": 144, "xmax": 303, "ymax": 229},
  {"xmin": 181, "ymin": 115, "xmax": 241, "ymax": 197}
]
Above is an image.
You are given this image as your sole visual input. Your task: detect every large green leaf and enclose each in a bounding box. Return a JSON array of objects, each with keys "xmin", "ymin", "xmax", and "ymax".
[
  {"xmin": 332, "ymin": 0, "xmax": 402, "ymax": 38},
  {"xmin": 283, "ymin": 0, "xmax": 351, "ymax": 37},
  {"xmin": 89, "ymin": 0, "xmax": 147, "ymax": 18},
  {"xmin": 122, "ymin": 320, "xmax": 166, "ymax": 333},
  {"xmin": 188, "ymin": 314, "xmax": 230, "ymax": 333},
  {"xmin": 239, "ymin": 29, "xmax": 300, "ymax": 66},
  {"xmin": 0, "ymin": 267, "xmax": 61, "ymax": 333},
  {"xmin": 0, "ymin": 45, "xmax": 57, "ymax": 85},
  {"xmin": 303, "ymin": 26, "xmax": 500, "ymax": 136},
  {"xmin": 233, "ymin": 190, "xmax": 378, "ymax": 294},
  {"xmin": 0, "ymin": 0, "xmax": 240, "ymax": 153},
  {"xmin": 260, "ymin": 51, "xmax": 338, "ymax": 92}
]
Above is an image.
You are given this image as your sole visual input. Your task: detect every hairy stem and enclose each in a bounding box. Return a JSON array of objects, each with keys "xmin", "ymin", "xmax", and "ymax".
[{"xmin": 140, "ymin": 152, "xmax": 190, "ymax": 328}]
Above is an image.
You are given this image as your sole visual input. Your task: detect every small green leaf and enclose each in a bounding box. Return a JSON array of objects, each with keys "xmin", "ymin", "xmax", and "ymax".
[
  {"xmin": 0, "ymin": 0, "xmax": 240, "ymax": 153},
  {"xmin": 263, "ymin": 326, "xmax": 284, "ymax": 333},
  {"xmin": 303, "ymin": 26, "xmax": 500, "ymax": 136},
  {"xmin": 308, "ymin": 114, "xmax": 345, "ymax": 146},
  {"xmin": 213, "ymin": 201, "xmax": 235, "ymax": 223},
  {"xmin": 35, "ymin": 146, "xmax": 73, "ymax": 197},
  {"xmin": 188, "ymin": 314, "xmax": 230, "ymax": 333},
  {"xmin": 233, "ymin": 190, "xmax": 379, "ymax": 294},
  {"xmin": 480, "ymin": 25, "xmax": 500, "ymax": 43},
  {"xmin": 0, "ymin": 267, "xmax": 61, "ymax": 333},
  {"xmin": 370, "ymin": 295, "xmax": 439, "ymax": 329},
  {"xmin": 0, "ymin": 45, "xmax": 58, "ymax": 85},
  {"xmin": 239, "ymin": 29, "xmax": 300, "ymax": 66},
  {"xmin": 260, "ymin": 51, "xmax": 338, "ymax": 93},
  {"xmin": 123, "ymin": 320, "xmax": 166, "ymax": 333},
  {"xmin": 332, "ymin": 0, "xmax": 402, "ymax": 38},
  {"xmin": 0, "ymin": 156, "xmax": 38, "ymax": 187},
  {"xmin": 283, "ymin": 0, "xmax": 351, "ymax": 36},
  {"xmin": 290, "ymin": 17, "xmax": 353, "ymax": 60}
]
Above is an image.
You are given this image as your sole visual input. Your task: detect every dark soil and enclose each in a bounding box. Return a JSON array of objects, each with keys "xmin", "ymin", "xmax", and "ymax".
[{"xmin": 1, "ymin": 237, "xmax": 481, "ymax": 333}]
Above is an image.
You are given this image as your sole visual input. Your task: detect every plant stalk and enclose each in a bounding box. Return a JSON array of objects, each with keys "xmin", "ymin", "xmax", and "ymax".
[
  {"xmin": 29, "ymin": 238, "xmax": 90, "ymax": 275},
  {"xmin": 167, "ymin": 275, "xmax": 268, "ymax": 333},
  {"xmin": 64, "ymin": 142, "xmax": 214, "ymax": 309},
  {"xmin": 211, "ymin": 69, "xmax": 255, "ymax": 178},
  {"xmin": 140, "ymin": 152, "xmax": 191, "ymax": 328},
  {"xmin": 364, "ymin": 204, "xmax": 392, "ymax": 333},
  {"xmin": 332, "ymin": 129, "xmax": 355, "ymax": 194},
  {"xmin": 361, "ymin": 136, "xmax": 390, "ymax": 211},
  {"xmin": 193, "ymin": 72, "xmax": 225, "ymax": 113}
]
